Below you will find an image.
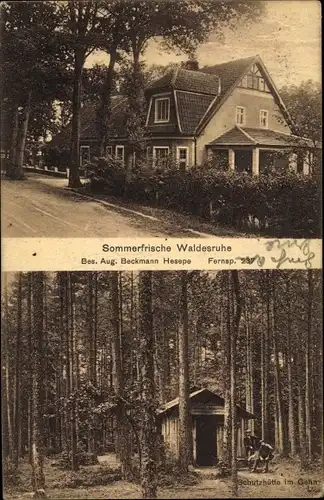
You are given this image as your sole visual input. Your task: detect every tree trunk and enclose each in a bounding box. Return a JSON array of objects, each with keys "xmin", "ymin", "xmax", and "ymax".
[
  {"xmin": 6, "ymin": 104, "xmax": 19, "ymax": 179},
  {"xmin": 14, "ymin": 91, "xmax": 32, "ymax": 178},
  {"xmin": 297, "ymin": 348, "xmax": 307, "ymax": 470},
  {"xmin": 98, "ymin": 47, "xmax": 118, "ymax": 156},
  {"xmin": 178, "ymin": 271, "xmax": 192, "ymax": 471},
  {"xmin": 69, "ymin": 273, "xmax": 79, "ymax": 471},
  {"xmin": 110, "ymin": 272, "xmax": 132, "ymax": 478},
  {"xmin": 286, "ymin": 277, "xmax": 297, "ymax": 456},
  {"xmin": 261, "ymin": 271, "xmax": 270, "ymax": 441},
  {"xmin": 231, "ymin": 271, "xmax": 243, "ymax": 498},
  {"xmin": 13, "ymin": 273, "xmax": 22, "ymax": 468},
  {"xmin": 138, "ymin": 272, "xmax": 157, "ymax": 499},
  {"xmin": 31, "ymin": 272, "xmax": 46, "ymax": 496},
  {"xmin": 272, "ymin": 277, "xmax": 285, "ymax": 455},
  {"xmin": 222, "ymin": 272, "xmax": 232, "ymax": 467},
  {"xmin": 305, "ymin": 269, "xmax": 313, "ymax": 460},
  {"xmin": 3, "ymin": 274, "xmax": 14, "ymax": 460},
  {"xmin": 69, "ymin": 50, "xmax": 84, "ymax": 188}
]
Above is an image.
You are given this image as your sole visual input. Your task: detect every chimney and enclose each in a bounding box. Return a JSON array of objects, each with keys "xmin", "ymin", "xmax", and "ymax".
[{"xmin": 183, "ymin": 59, "xmax": 199, "ymax": 71}]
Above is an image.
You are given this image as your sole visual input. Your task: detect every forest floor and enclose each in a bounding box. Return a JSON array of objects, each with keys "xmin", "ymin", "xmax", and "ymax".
[{"xmin": 4, "ymin": 455, "xmax": 323, "ymax": 499}]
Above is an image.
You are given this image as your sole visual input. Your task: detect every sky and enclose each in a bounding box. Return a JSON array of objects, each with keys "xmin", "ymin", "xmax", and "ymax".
[{"xmin": 86, "ymin": 0, "xmax": 321, "ymax": 88}]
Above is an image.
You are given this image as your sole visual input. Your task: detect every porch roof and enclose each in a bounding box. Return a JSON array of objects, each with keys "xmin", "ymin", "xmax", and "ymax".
[
  {"xmin": 208, "ymin": 126, "xmax": 314, "ymax": 148},
  {"xmin": 157, "ymin": 387, "xmax": 255, "ymax": 419}
]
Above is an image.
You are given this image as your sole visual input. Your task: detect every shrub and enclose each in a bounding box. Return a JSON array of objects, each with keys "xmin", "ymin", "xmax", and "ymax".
[
  {"xmin": 3, "ymin": 458, "xmax": 20, "ymax": 486},
  {"xmin": 87, "ymin": 158, "xmax": 320, "ymax": 237},
  {"xmin": 52, "ymin": 466, "xmax": 122, "ymax": 489},
  {"xmin": 56, "ymin": 448, "xmax": 99, "ymax": 469}
]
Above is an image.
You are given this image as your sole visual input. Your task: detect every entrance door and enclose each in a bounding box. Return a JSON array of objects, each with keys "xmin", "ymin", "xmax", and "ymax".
[{"xmin": 196, "ymin": 415, "xmax": 217, "ymax": 466}]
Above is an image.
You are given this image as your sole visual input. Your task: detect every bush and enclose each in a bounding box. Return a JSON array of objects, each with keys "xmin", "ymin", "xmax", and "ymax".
[
  {"xmin": 87, "ymin": 158, "xmax": 320, "ymax": 237},
  {"xmin": 52, "ymin": 466, "xmax": 122, "ymax": 489},
  {"xmin": 56, "ymin": 448, "xmax": 99, "ymax": 469},
  {"xmin": 86, "ymin": 156, "xmax": 126, "ymax": 195}
]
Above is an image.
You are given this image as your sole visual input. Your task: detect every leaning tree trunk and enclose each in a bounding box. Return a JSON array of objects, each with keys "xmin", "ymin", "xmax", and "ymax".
[
  {"xmin": 69, "ymin": 50, "xmax": 84, "ymax": 188},
  {"xmin": 31, "ymin": 272, "xmax": 46, "ymax": 497},
  {"xmin": 178, "ymin": 271, "xmax": 192, "ymax": 472},
  {"xmin": 138, "ymin": 271, "xmax": 157, "ymax": 499}
]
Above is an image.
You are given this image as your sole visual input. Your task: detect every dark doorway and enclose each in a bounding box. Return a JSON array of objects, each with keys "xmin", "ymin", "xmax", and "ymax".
[
  {"xmin": 196, "ymin": 415, "xmax": 217, "ymax": 466},
  {"xmin": 235, "ymin": 149, "xmax": 252, "ymax": 174}
]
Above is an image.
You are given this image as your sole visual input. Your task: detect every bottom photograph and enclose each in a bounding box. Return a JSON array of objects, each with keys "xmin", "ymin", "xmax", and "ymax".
[{"xmin": 2, "ymin": 271, "xmax": 323, "ymax": 499}]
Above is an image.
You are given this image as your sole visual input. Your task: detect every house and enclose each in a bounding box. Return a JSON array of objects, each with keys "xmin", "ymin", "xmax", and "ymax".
[
  {"xmin": 157, "ymin": 388, "xmax": 254, "ymax": 466},
  {"xmin": 50, "ymin": 55, "xmax": 314, "ymax": 175}
]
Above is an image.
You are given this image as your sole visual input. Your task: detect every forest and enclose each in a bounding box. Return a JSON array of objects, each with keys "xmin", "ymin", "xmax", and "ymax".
[{"xmin": 2, "ymin": 270, "xmax": 323, "ymax": 499}]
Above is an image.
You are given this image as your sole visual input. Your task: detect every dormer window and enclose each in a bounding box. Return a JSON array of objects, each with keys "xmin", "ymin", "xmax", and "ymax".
[
  {"xmin": 154, "ymin": 97, "xmax": 170, "ymax": 123},
  {"xmin": 260, "ymin": 110, "xmax": 269, "ymax": 128}
]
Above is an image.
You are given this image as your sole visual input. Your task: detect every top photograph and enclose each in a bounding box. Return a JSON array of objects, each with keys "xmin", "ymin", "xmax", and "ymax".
[{"xmin": 1, "ymin": 0, "xmax": 321, "ymax": 239}]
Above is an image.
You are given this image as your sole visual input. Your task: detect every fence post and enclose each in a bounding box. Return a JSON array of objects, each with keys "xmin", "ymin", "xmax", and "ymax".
[{"xmin": 66, "ymin": 168, "xmax": 70, "ymax": 179}]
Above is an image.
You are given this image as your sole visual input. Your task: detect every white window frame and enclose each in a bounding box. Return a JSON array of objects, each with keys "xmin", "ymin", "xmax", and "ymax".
[
  {"xmin": 176, "ymin": 146, "xmax": 189, "ymax": 170},
  {"xmin": 236, "ymin": 106, "xmax": 245, "ymax": 125},
  {"xmin": 260, "ymin": 109, "xmax": 269, "ymax": 128},
  {"xmin": 153, "ymin": 146, "xmax": 170, "ymax": 168},
  {"xmin": 115, "ymin": 145, "xmax": 124, "ymax": 162},
  {"xmin": 154, "ymin": 97, "xmax": 170, "ymax": 123},
  {"xmin": 80, "ymin": 145, "xmax": 90, "ymax": 166},
  {"xmin": 105, "ymin": 145, "xmax": 113, "ymax": 157}
]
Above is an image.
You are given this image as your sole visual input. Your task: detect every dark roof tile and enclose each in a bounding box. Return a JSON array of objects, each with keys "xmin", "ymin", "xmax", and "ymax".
[
  {"xmin": 147, "ymin": 68, "xmax": 220, "ymax": 96},
  {"xmin": 176, "ymin": 91, "xmax": 215, "ymax": 135}
]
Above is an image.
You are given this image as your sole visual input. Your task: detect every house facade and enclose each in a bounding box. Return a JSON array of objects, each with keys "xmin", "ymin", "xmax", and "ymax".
[
  {"xmin": 157, "ymin": 388, "xmax": 254, "ymax": 466},
  {"xmin": 50, "ymin": 55, "xmax": 314, "ymax": 175}
]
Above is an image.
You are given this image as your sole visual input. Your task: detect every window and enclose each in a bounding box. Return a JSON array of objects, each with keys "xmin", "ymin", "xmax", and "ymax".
[
  {"xmin": 236, "ymin": 106, "xmax": 245, "ymax": 125},
  {"xmin": 154, "ymin": 97, "xmax": 170, "ymax": 123},
  {"xmin": 259, "ymin": 78, "xmax": 265, "ymax": 91},
  {"xmin": 177, "ymin": 147, "xmax": 189, "ymax": 171},
  {"xmin": 115, "ymin": 145, "xmax": 124, "ymax": 162},
  {"xmin": 80, "ymin": 145, "xmax": 90, "ymax": 166},
  {"xmin": 238, "ymin": 64, "xmax": 270, "ymax": 92},
  {"xmin": 260, "ymin": 110, "xmax": 268, "ymax": 128},
  {"xmin": 105, "ymin": 146, "xmax": 113, "ymax": 157},
  {"xmin": 153, "ymin": 147, "xmax": 169, "ymax": 168},
  {"xmin": 241, "ymin": 75, "xmax": 248, "ymax": 88}
]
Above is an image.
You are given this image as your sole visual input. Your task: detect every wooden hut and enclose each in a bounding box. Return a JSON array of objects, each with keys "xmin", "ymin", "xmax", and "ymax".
[{"xmin": 157, "ymin": 388, "xmax": 255, "ymax": 466}]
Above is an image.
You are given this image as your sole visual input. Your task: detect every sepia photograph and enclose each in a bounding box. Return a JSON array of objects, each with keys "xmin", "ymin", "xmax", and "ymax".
[
  {"xmin": 1, "ymin": 0, "xmax": 321, "ymax": 239},
  {"xmin": 2, "ymin": 270, "xmax": 323, "ymax": 499}
]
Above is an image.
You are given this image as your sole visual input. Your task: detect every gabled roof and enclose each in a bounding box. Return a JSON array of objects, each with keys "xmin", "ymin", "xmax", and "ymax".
[
  {"xmin": 196, "ymin": 55, "xmax": 294, "ymax": 134},
  {"xmin": 157, "ymin": 387, "xmax": 255, "ymax": 419},
  {"xmin": 208, "ymin": 126, "xmax": 313, "ymax": 148},
  {"xmin": 147, "ymin": 67, "xmax": 221, "ymax": 96}
]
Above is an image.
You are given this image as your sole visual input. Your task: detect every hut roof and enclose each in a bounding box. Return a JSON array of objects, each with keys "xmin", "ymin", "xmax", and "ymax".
[{"xmin": 157, "ymin": 387, "xmax": 255, "ymax": 419}]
